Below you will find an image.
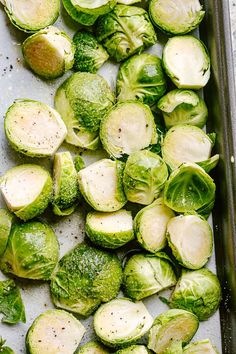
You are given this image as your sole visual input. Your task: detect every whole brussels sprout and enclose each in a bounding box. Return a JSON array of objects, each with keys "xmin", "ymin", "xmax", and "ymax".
[
  {"xmin": 169, "ymin": 268, "xmax": 222, "ymax": 320},
  {"xmin": 96, "ymin": 5, "xmax": 157, "ymax": 62},
  {"xmin": 183, "ymin": 339, "xmax": 219, "ymax": 353},
  {"xmin": 117, "ymin": 53, "xmax": 167, "ymax": 106},
  {"xmin": 0, "ymin": 221, "xmax": 59, "ymax": 280}
]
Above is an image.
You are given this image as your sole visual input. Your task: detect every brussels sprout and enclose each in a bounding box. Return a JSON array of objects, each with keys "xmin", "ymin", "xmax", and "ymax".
[
  {"xmin": 96, "ymin": 5, "xmax": 157, "ymax": 62},
  {"xmin": 74, "ymin": 155, "xmax": 85, "ymax": 172},
  {"xmin": 1, "ymin": 0, "xmax": 60, "ymax": 32},
  {"xmin": 0, "ymin": 221, "xmax": 59, "ymax": 280},
  {"xmin": 94, "ymin": 298, "xmax": 153, "ymax": 347},
  {"xmin": 163, "ymin": 36, "xmax": 210, "ymax": 89},
  {"xmin": 4, "ymin": 100, "xmax": 67, "ymax": 158},
  {"xmin": 123, "ymin": 151, "xmax": 168, "ymax": 205},
  {"xmin": 197, "ymin": 154, "xmax": 220, "ymax": 173},
  {"xmin": 0, "ymin": 209, "xmax": 13, "ymax": 257},
  {"xmin": 123, "ymin": 253, "xmax": 176, "ymax": 300},
  {"xmin": 50, "ymin": 244, "xmax": 122, "ymax": 317},
  {"xmin": 169, "ymin": 268, "xmax": 221, "ymax": 320},
  {"xmin": 163, "ymin": 341, "xmax": 183, "ymax": 354},
  {"xmin": 183, "ymin": 339, "xmax": 219, "ymax": 353},
  {"xmin": 26, "ymin": 309, "xmax": 86, "ymax": 354},
  {"xmin": 134, "ymin": 198, "xmax": 174, "ymax": 253},
  {"xmin": 116, "ymin": 345, "xmax": 150, "ymax": 353},
  {"xmin": 148, "ymin": 309, "xmax": 199, "ymax": 354},
  {"xmin": 0, "ymin": 338, "xmax": 15, "ymax": 354},
  {"xmin": 73, "ymin": 31, "xmax": 109, "ymax": 73},
  {"xmin": 0, "ymin": 164, "xmax": 53, "ymax": 221},
  {"xmin": 22, "ymin": 26, "xmax": 74, "ymax": 79},
  {"xmin": 86, "ymin": 209, "xmax": 134, "ymax": 249},
  {"xmin": 53, "ymin": 152, "xmax": 80, "ymax": 216},
  {"xmin": 149, "ymin": 0, "xmax": 205, "ymax": 35},
  {"xmin": 167, "ymin": 215, "xmax": 213, "ymax": 269},
  {"xmin": 100, "ymin": 103, "xmax": 157, "ymax": 159},
  {"xmin": 67, "ymin": 0, "xmax": 116, "ymax": 16},
  {"xmin": 157, "ymin": 90, "xmax": 208, "ymax": 129},
  {"xmin": 163, "ymin": 163, "xmax": 216, "ymax": 214},
  {"xmin": 77, "ymin": 341, "xmax": 110, "ymax": 354},
  {"xmin": 62, "ymin": 0, "xmax": 98, "ymax": 26},
  {"xmin": 117, "ymin": 54, "xmax": 167, "ymax": 106},
  {"xmin": 78, "ymin": 159, "xmax": 126, "ymax": 212},
  {"xmin": 162, "ymin": 125, "xmax": 214, "ymax": 170}
]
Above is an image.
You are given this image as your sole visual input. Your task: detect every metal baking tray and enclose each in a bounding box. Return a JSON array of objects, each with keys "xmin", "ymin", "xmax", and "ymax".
[{"xmin": 0, "ymin": 0, "xmax": 235, "ymax": 353}]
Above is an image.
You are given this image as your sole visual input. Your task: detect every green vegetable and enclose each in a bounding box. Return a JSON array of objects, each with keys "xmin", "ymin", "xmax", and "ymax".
[
  {"xmin": 0, "ymin": 164, "xmax": 53, "ymax": 221},
  {"xmin": 50, "ymin": 244, "xmax": 122, "ymax": 317},
  {"xmin": 117, "ymin": 53, "xmax": 167, "ymax": 106},
  {"xmin": 148, "ymin": 309, "xmax": 199, "ymax": 353},
  {"xmin": 115, "ymin": 345, "xmax": 151, "ymax": 353},
  {"xmin": 0, "ymin": 338, "xmax": 15, "ymax": 354},
  {"xmin": 163, "ymin": 341, "xmax": 183, "ymax": 354},
  {"xmin": 62, "ymin": 0, "xmax": 98, "ymax": 25},
  {"xmin": 96, "ymin": 5, "xmax": 157, "ymax": 62},
  {"xmin": 157, "ymin": 89, "xmax": 208, "ymax": 129},
  {"xmin": 197, "ymin": 154, "xmax": 220, "ymax": 173},
  {"xmin": 68, "ymin": 0, "xmax": 116, "ymax": 16},
  {"xmin": 123, "ymin": 151, "xmax": 168, "ymax": 205},
  {"xmin": 94, "ymin": 298, "xmax": 153, "ymax": 347},
  {"xmin": 26, "ymin": 309, "xmax": 86, "ymax": 354},
  {"xmin": 0, "ymin": 209, "xmax": 13, "ymax": 257},
  {"xmin": 77, "ymin": 341, "xmax": 110, "ymax": 353},
  {"xmin": 100, "ymin": 102, "xmax": 157, "ymax": 159},
  {"xmin": 123, "ymin": 253, "xmax": 177, "ymax": 300},
  {"xmin": 0, "ymin": 221, "xmax": 59, "ymax": 280},
  {"xmin": 0, "ymin": 279, "xmax": 26, "ymax": 324},
  {"xmin": 73, "ymin": 31, "xmax": 109, "ymax": 73},
  {"xmin": 74, "ymin": 155, "xmax": 85, "ymax": 172},
  {"xmin": 183, "ymin": 339, "xmax": 219, "ymax": 353},
  {"xmin": 169, "ymin": 268, "xmax": 221, "ymax": 320}
]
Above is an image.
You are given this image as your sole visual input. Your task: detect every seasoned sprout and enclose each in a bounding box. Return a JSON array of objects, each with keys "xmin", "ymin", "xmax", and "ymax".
[
  {"xmin": 157, "ymin": 89, "xmax": 208, "ymax": 129},
  {"xmin": 50, "ymin": 244, "xmax": 122, "ymax": 317},
  {"xmin": 4, "ymin": 100, "xmax": 67, "ymax": 158},
  {"xmin": 123, "ymin": 151, "xmax": 168, "ymax": 205},
  {"xmin": 73, "ymin": 31, "xmax": 109, "ymax": 73},
  {"xmin": 116, "ymin": 345, "xmax": 150, "ymax": 353},
  {"xmin": 123, "ymin": 253, "xmax": 177, "ymax": 300},
  {"xmin": 148, "ymin": 309, "xmax": 199, "ymax": 354},
  {"xmin": 164, "ymin": 163, "xmax": 216, "ymax": 214},
  {"xmin": 162, "ymin": 125, "xmax": 214, "ymax": 170},
  {"xmin": 85, "ymin": 209, "xmax": 134, "ymax": 249},
  {"xmin": 167, "ymin": 215, "xmax": 213, "ymax": 269},
  {"xmin": 26, "ymin": 310, "xmax": 86, "ymax": 354},
  {"xmin": 62, "ymin": 0, "xmax": 98, "ymax": 26},
  {"xmin": 163, "ymin": 36, "xmax": 210, "ymax": 89},
  {"xmin": 94, "ymin": 298, "xmax": 153, "ymax": 347},
  {"xmin": 0, "ymin": 221, "xmax": 59, "ymax": 280},
  {"xmin": 96, "ymin": 5, "xmax": 157, "ymax": 62},
  {"xmin": 134, "ymin": 198, "xmax": 174, "ymax": 253},
  {"xmin": 100, "ymin": 103, "xmax": 157, "ymax": 159},
  {"xmin": 169, "ymin": 268, "xmax": 221, "ymax": 321},
  {"xmin": 1, "ymin": 0, "xmax": 60, "ymax": 32},
  {"xmin": 66, "ymin": 0, "xmax": 116, "ymax": 16},
  {"xmin": 78, "ymin": 159, "xmax": 127, "ymax": 212},
  {"xmin": 77, "ymin": 341, "xmax": 110, "ymax": 354},
  {"xmin": 0, "ymin": 164, "xmax": 53, "ymax": 221},
  {"xmin": 0, "ymin": 209, "xmax": 13, "ymax": 257},
  {"xmin": 0, "ymin": 338, "xmax": 15, "ymax": 354},
  {"xmin": 117, "ymin": 53, "xmax": 167, "ymax": 106},
  {"xmin": 149, "ymin": 0, "xmax": 205, "ymax": 35},
  {"xmin": 22, "ymin": 26, "xmax": 74, "ymax": 79},
  {"xmin": 183, "ymin": 339, "xmax": 219, "ymax": 353}
]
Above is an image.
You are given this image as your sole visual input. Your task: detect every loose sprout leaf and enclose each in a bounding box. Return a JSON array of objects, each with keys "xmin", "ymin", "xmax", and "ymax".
[
  {"xmin": 197, "ymin": 154, "xmax": 219, "ymax": 173},
  {"xmin": 0, "ymin": 338, "xmax": 15, "ymax": 354},
  {"xmin": 183, "ymin": 339, "xmax": 219, "ymax": 353}
]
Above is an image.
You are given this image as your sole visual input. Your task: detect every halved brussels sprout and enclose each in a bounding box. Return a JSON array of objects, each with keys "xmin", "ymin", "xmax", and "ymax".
[
  {"xmin": 167, "ymin": 215, "xmax": 213, "ymax": 269},
  {"xmin": 77, "ymin": 341, "xmax": 110, "ymax": 354},
  {"xmin": 169, "ymin": 268, "xmax": 222, "ymax": 320},
  {"xmin": 86, "ymin": 209, "xmax": 134, "ymax": 249},
  {"xmin": 163, "ymin": 341, "xmax": 183, "ymax": 354},
  {"xmin": 183, "ymin": 339, "xmax": 219, "ymax": 353},
  {"xmin": 96, "ymin": 5, "xmax": 157, "ymax": 62},
  {"xmin": 22, "ymin": 26, "xmax": 74, "ymax": 79},
  {"xmin": 0, "ymin": 209, "xmax": 13, "ymax": 257},
  {"xmin": 78, "ymin": 159, "xmax": 127, "ymax": 212},
  {"xmin": 73, "ymin": 31, "xmax": 109, "ymax": 73},
  {"xmin": 0, "ymin": 164, "xmax": 53, "ymax": 221},
  {"xmin": 2, "ymin": 0, "xmax": 60, "ymax": 32},
  {"xmin": 148, "ymin": 309, "xmax": 199, "ymax": 354},
  {"xmin": 123, "ymin": 253, "xmax": 176, "ymax": 300},
  {"xmin": 62, "ymin": 0, "xmax": 98, "ymax": 26},
  {"xmin": 157, "ymin": 90, "xmax": 208, "ymax": 129},
  {"xmin": 94, "ymin": 298, "xmax": 153, "ymax": 347},
  {"xmin": 149, "ymin": 0, "xmax": 205, "ymax": 35},
  {"xmin": 164, "ymin": 163, "xmax": 216, "ymax": 214},
  {"xmin": 134, "ymin": 198, "xmax": 175, "ymax": 253},
  {"xmin": 0, "ymin": 221, "xmax": 59, "ymax": 280},
  {"xmin": 116, "ymin": 345, "xmax": 150, "ymax": 353},
  {"xmin": 50, "ymin": 244, "xmax": 122, "ymax": 317},
  {"xmin": 162, "ymin": 125, "xmax": 214, "ymax": 170},
  {"xmin": 26, "ymin": 310, "xmax": 86, "ymax": 354},
  {"xmin": 5, "ymin": 100, "xmax": 67, "ymax": 158},
  {"xmin": 69, "ymin": 0, "xmax": 116, "ymax": 15},
  {"xmin": 100, "ymin": 103, "xmax": 157, "ymax": 159},
  {"xmin": 163, "ymin": 36, "xmax": 210, "ymax": 89},
  {"xmin": 117, "ymin": 0, "xmax": 140, "ymax": 3},
  {"xmin": 117, "ymin": 53, "xmax": 167, "ymax": 106},
  {"xmin": 53, "ymin": 152, "xmax": 80, "ymax": 216},
  {"xmin": 123, "ymin": 151, "xmax": 168, "ymax": 205},
  {"xmin": 0, "ymin": 338, "xmax": 15, "ymax": 354}
]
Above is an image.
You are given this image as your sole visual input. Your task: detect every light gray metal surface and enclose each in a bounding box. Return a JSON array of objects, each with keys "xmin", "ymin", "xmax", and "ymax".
[{"xmin": 0, "ymin": 3, "xmax": 222, "ymax": 353}]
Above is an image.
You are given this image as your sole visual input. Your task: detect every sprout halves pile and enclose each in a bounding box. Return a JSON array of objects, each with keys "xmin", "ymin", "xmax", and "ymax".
[{"xmin": 0, "ymin": 0, "xmax": 222, "ymax": 353}]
